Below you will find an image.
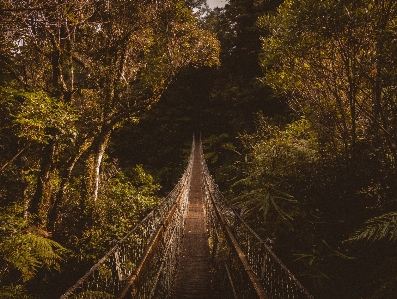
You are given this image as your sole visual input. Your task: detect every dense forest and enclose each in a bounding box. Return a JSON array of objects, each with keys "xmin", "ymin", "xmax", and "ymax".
[{"xmin": 1, "ymin": 0, "xmax": 397, "ymax": 298}]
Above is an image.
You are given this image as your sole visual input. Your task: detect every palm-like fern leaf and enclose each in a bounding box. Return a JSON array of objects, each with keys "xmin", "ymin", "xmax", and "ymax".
[
  {"xmin": 1, "ymin": 204, "xmax": 68, "ymax": 282},
  {"xmin": 345, "ymin": 212, "xmax": 397, "ymax": 243},
  {"xmin": 5, "ymin": 233, "xmax": 68, "ymax": 281}
]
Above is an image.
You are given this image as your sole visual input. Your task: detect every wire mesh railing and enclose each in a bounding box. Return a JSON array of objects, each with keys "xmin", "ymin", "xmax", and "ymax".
[
  {"xmin": 200, "ymin": 142, "xmax": 314, "ymax": 299},
  {"xmin": 60, "ymin": 139, "xmax": 195, "ymax": 299},
  {"xmin": 60, "ymin": 137, "xmax": 313, "ymax": 299}
]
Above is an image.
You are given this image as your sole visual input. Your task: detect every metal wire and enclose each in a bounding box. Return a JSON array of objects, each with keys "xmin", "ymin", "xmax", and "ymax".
[
  {"xmin": 60, "ymin": 139, "xmax": 195, "ymax": 299},
  {"xmin": 200, "ymin": 143, "xmax": 314, "ymax": 299},
  {"xmin": 60, "ymin": 138, "xmax": 314, "ymax": 299}
]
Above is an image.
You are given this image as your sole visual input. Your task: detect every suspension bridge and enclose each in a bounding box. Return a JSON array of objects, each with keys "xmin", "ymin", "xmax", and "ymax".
[{"xmin": 60, "ymin": 137, "xmax": 314, "ymax": 299}]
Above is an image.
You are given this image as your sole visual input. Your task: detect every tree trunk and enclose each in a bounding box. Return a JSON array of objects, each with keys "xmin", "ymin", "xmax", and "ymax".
[
  {"xmin": 0, "ymin": 147, "xmax": 26, "ymax": 172},
  {"xmin": 48, "ymin": 155, "xmax": 79, "ymax": 232},
  {"xmin": 28, "ymin": 138, "xmax": 57, "ymax": 224},
  {"xmin": 91, "ymin": 127, "xmax": 112, "ymax": 202},
  {"xmin": 47, "ymin": 137, "xmax": 94, "ymax": 232}
]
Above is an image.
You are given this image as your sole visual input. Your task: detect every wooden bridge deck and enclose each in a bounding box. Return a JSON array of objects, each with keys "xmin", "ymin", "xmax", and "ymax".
[{"xmin": 171, "ymin": 144, "xmax": 214, "ymax": 299}]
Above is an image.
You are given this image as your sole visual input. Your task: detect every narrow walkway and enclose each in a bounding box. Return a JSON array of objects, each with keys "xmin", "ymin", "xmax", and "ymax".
[{"xmin": 171, "ymin": 143, "xmax": 213, "ymax": 299}]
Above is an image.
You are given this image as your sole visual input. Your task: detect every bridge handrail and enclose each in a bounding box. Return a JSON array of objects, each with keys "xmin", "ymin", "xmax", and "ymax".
[
  {"xmin": 210, "ymin": 182, "xmax": 311, "ymax": 296},
  {"xmin": 199, "ymin": 142, "xmax": 313, "ymax": 299},
  {"xmin": 60, "ymin": 138, "xmax": 195, "ymax": 299}
]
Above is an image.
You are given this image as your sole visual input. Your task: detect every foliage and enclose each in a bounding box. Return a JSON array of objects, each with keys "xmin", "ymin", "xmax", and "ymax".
[
  {"xmin": 346, "ymin": 212, "xmax": 397, "ymax": 243},
  {"xmin": 0, "ymin": 204, "xmax": 68, "ymax": 284},
  {"xmin": 60, "ymin": 164, "xmax": 161, "ymax": 260},
  {"xmin": 201, "ymin": 133, "xmax": 241, "ymax": 187},
  {"xmin": 248, "ymin": 0, "xmax": 397, "ymax": 297},
  {"xmin": 95, "ymin": 164, "xmax": 161, "ymax": 239},
  {"xmin": 232, "ymin": 115, "xmax": 319, "ymax": 231},
  {"xmin": 0, "ymin": 0, "xmax": 221, "ymax": 222},
  {"xmin": 201, "ymin": 0, "xmax": 285, "ymax": 135},
  {"xmin": 1, "ymin": 0, "xmax": 397, "ymax": 298},
  {"xmin": 259, "ymin": 0, "xmax": 397, "ymax": 162},
  {"xmin": 1, "ymin": 89, "xmax": 78, "ymax": 144},
  {"xmin": 0, "ymin": 285, "xmax": 30, "ymax": 299}
]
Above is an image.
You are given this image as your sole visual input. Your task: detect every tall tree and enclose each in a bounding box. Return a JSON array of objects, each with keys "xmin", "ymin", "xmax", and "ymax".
[
  {"xmin": 260, "ymin": 0, "xmax": 397, "ymax": 164},
  {"xmin": 0, "ymin": 0, "xmax": 219, "ymax": 230},
  {"xmin": 80, "ymin": 0, "xmax": 220, "ymax": 203},
  {"xmin": 255, "ymin": 0, "xmax": 397, "ymax": 297}
]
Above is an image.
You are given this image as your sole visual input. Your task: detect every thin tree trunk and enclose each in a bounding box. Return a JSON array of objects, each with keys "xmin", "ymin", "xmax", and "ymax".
[
  {"xmin": 92, "ymin": 128, "xmax": 112, "ymax": 202},
  {"xmin": 47, "ymin": 140, "xmax": 91, "ymax": 233},
  {"xmin": 28, "ymin": 138, "xmax": 57, "ymax": 224},
  {"xmin": 0, "ymin": 147, "xmax": 26, "ymax": 172}
]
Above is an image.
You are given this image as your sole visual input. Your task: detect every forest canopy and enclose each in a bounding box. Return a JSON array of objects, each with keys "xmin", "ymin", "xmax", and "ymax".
[
  {"xmin": 1, "ymin": 0, "xmax": 397, "ymax": 298},
  {"xmin": 0, "ymin": 0, "xmax": 219, "ymax": 297}
]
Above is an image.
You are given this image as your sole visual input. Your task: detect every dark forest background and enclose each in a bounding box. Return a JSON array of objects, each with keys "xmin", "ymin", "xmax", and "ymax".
[{"xmin": 1, "ymin": 0, "xmax": 397, "ymax": 298}]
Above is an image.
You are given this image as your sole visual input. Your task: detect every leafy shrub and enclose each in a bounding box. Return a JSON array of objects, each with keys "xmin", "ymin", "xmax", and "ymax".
[{"xmin": 0, "ymin": 204, "xmax": 68, "ymax": 294}]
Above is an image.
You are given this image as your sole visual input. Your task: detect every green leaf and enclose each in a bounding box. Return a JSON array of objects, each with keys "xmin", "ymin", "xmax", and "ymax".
[{"xmin": 345, "ymin": 212, "xmax": 397, "ymax": 243}]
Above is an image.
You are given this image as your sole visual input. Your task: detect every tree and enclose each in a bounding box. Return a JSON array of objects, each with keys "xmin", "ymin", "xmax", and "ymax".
[
  {"xmin": 80, "ymin": 0, "xmax": 220, "ymax": 203},
  {"xmin": 231, "ymin": 115, "xmax": 319, "ymax": 234},
  {"xmin": 0, "ymin": 0, "xmax": 220, "ymax": 231},
  {"xmin": 0, "ymin": 203, "xmax": 68, "ymax": 298},
  {"xmin": 256, "ymin": 0, "xmax": 397, "ymax": 297},
  {"xmin": 260, "ymin": 0, "xmax": 397, "ymax": 164}
]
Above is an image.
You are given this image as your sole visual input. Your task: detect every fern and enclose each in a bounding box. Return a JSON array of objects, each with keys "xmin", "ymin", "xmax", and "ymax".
[
  {"xmin": 73, "ymin": 290, "xmax": 114, "ymax": 298},
  {"xmin": 0, "ymin": 285, "xmax": 30, "ymax": 299},
  {"xmin": 345, "ymin": 212, "xmax": 397, "ymax": 243},
  {"xmin": 0, "ymin": 204, "xmax": 69, "ymax": 282},
  {"xmin": 5, "ymin": 233, "xmax": 68, "ymax": 281}
]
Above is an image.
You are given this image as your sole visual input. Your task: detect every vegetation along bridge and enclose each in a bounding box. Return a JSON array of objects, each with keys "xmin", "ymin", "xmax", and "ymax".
[{"xmin": 60, "ymin": 137, "xmax": 313, "ymax": 299}]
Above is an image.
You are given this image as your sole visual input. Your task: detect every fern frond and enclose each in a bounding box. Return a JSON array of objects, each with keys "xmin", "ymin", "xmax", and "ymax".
[
  {"xmin": 5, "ymin": 249, "xmax": 41, "ymax": 281},
  {"xmin": 0, "ymin": 285, "xmax": 30, "ymax": 299},
  {"xmin": 3, "ymin": 230, "xmax": 68, "ymax": 281},
  {"xmin": 345, "ymin": 212, "xmax": 397, "ymax": 243},
  {"xmin": 74, "ymin": 290, "xmax": 114, "ymax": 298},
  {"xmin": 25, "ymin": 234, "xmax": 68, "ymax": 270}
]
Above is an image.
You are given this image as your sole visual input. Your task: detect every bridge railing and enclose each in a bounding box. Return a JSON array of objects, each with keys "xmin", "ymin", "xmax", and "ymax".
[
  {"xmin": 200, "ymin": 142, "xmax": 314, "ymax": 299},
  {"xmin": 60, "ymin": 139, "xmax": 195, "ymax": 299}
]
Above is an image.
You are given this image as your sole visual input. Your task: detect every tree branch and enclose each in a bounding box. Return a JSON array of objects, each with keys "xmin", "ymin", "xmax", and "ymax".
[{"xmin": 0, "ymin": 147, "xmax": 27, "ymax": 172}]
